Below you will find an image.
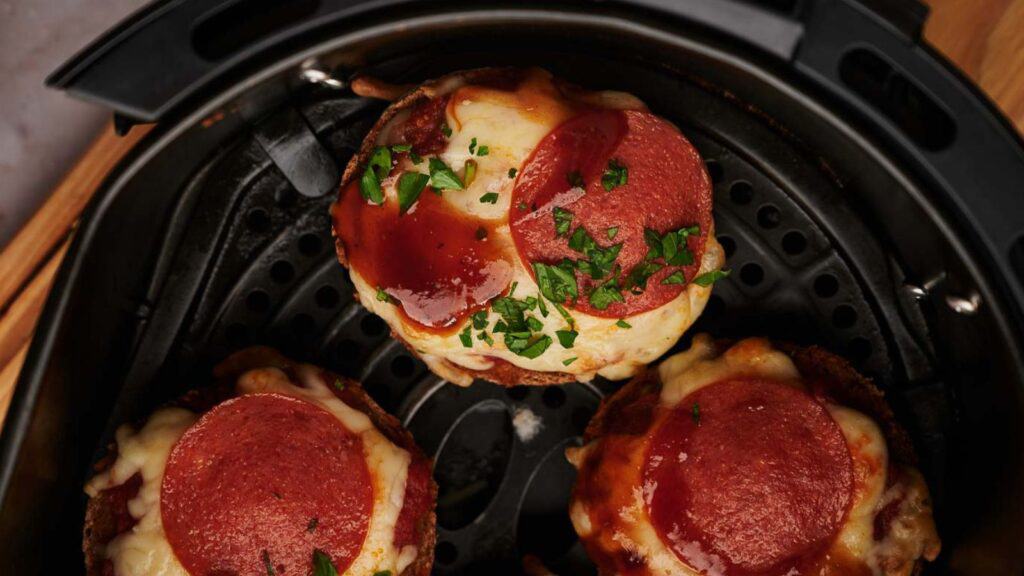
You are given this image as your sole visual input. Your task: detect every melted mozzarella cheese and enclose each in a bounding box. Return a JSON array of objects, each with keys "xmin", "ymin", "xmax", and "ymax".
[
  {"xmin": 87, "ymin": 365, "xmax": 417, "ymax": 576},
  {"xmin": 569, "ymin": 336, "xmax": 936, "ymax": 576},
  {"xmin": 356, "ymin": 68, "xmax": 723, "ymax": 385}
]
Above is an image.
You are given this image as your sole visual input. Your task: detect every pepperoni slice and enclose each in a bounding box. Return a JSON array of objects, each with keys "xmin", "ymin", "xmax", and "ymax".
[
  {"xmin": 644, "ymin": 378, "xmax": 853, "ymax": 575},
  {"xmin": 161, "ymin": 393, "xmax": 372, "ymax": 575},
  {"xmin": 510, "ymin": 109, "xmax": 712, "ymax": 317}
]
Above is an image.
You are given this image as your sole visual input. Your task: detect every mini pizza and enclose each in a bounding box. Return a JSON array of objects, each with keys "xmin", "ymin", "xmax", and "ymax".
[
  {"xmin": 331, "ymin": 67, "xmax": 725, "ymax": 386},
  {"xmin": 567, "ymin": 335, "xmax": 940, "ymax": 576},
  {"xmin": 83, "ymin": 347, "xmax": 435, "ymax": 576}
]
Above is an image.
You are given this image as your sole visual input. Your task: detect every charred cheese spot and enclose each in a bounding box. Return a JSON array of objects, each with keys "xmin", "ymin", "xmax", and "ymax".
[
  {"xmin": 86, "ymin": 366, "xmax": 420, "ymax": 576},
  {"xmin": 569, "ymin": 336, "xmax": 941, "ymax": 576}
]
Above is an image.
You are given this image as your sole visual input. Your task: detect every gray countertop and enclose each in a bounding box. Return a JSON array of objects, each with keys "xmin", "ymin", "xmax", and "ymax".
[{"xmin": 0, "ymin": 0, "xmax": 145, "ymax": 248}]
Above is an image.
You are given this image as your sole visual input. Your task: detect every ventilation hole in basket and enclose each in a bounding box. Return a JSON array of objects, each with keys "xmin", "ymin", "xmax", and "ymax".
[
  {"xmin": 757, "ymin": 205, "xmax": 782, "ymax": 229},
  {"xmin": 542, "ymin": 387, "xmax": 566, "ymax": 409},
  {"xmin": 225, "ymin": 323, "xmax": 249, "ymax": 346},
  {"xmin": 739, "ymin": 263, "xmax": 764, "ymax": 286},
  {"xmin": 435, "ymin": 542, "xmax": 458, "ymax": 565},
  {"xmin": 269, "ymin": 260, "xmax": 294, "ymax": 284},
  {"xmin": 507, "ymin": 386, "xmax": 530, "ymax": 401},
  {"xmin": 718, "ymin": 235, "xmax": 736, "ymax": 259},
  {"xmin": 814, "ymin": 274, "xmax": 839, "ymax": 298},
  {"xmin": 848, "ymin": 337, "xmax": 872, "ymax": 362},
  {"xmin": 246, "ymin": 207, "xmax": 271, "ymax": 233},
  {"xmin": 360, "ymin": 314, "xmax": 388, "ymax": 337},
  {"xmin": 315, "ymin": 285, "xmax": 340, "ymax": 309},
  {"xmin": 729, "ymin": 181, "xmax": 753, "ymax": 205},
  {"xmin": 705, "ymin": 159, "xmax": 723, "ymax": 184},
  {"xmin": 298, "ymin": 233, "xmax": 323, "ymax": 256},
  {"xmin": 782, "ymin": 230, "xmax": 807, "ymax": 255},
  {"xmin": 291, "ymin": 313, "xmax": 315, "ymax": 335},
  {"xmin": 832, "ymin": 305, "xmax": 858, "ymax": 329},
  {"xmin": 246, "ymin": 290, "xmax": 270, "ymax": 313},
  {"xmin": 571, "ymin": 407, "xmax": 592, "ymax": 433},
  {"xmin": 390, "ymin": 355, "xmax": 416, "ymax": 379},
  {"xmin": 275, "ymin": 188, "xmax": 297, "ymax": 208}
]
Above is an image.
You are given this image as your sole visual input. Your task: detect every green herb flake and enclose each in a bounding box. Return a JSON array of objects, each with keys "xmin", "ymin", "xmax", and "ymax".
[
  {"xmin": 493, "ymin": 320, "xmax": 508, "ymax": 333},
  {"xmin": 477, "ymin": 331, "xmax": 494, "ymax": 346},
  {"xmin": 537, "ymin": 295, "xmax": 549, "ymax": 317},
  {"xmin": 463, "ymin": 159, "xmax": 478, "ymax": 186},
  {"xmin": 441, "ymin": 123, "xmax": 453, "ymax": 138},
  {"xmin": 262, "ymin": 550, "xmax": 276, "ymax": 576},
  {"xmin": 479, "ymin": 192, "xmax": 499, "ymax": 204},
  {"xmin": 312, "ymin": 549, "xmax": 339, "ymax": 576},
  {"xmin": 623, "ymin": 261, "xmax": 663, "ymax": 293},
  {"xmin": 471, "ymin": 310, "xmax": 489, "ymax": 330},
  {"xmin": 533, "ymin": 261, "xmax": 578, "ymax": 304},
  {"xmin": 562, "ymin": 357, "xmax": 578, "ymax": 366},
  {"xmin": 553, "ymin": 302, "xmax": 576, "ymax": 329},
  {"xmin": 518, "ymin": 335, "xmax": 553, "ymax": 359},
  {"xmin": 428, "ymin": 157, "xmax": 464, "ymax": 191},
  {"xmin": 588, "ymin": 277, "xmax": 625, "ymax": 311},
  {"xmin": 556, "ymin": 329, "xmax": 578, "ymax": 349},
  {"xmin": 509, "ymin": 281, "xmax": 518, "ymax": 296},
  {"xmin": 508, "ymin": 167, "xmax": 518, "ymax": 179},
  {"xmin": 693, "ymin": 269, "xmax": 731, "ymax": 287},
  {"xmin": 526, "ymin": 316, "xmax": 544, "ymax": 332},
  {"xmin": 553, "ymin": 207, "xmax": 573, "ymax": 238},
  {"xmin": 359, "ymin": 169, "xmax": 384, "ymax": 205},
  {"xmin": 376, "ymin": 287, "xmax": 392, "ymax": 303},
  {"xmin": 459, "ymin": 324, "xmax": 473, "ymax": 348},
  {"xmin": 409, "ymin": 152, "xmax": 423, "ymax": 165},
  {"xmin": 567, "ymin": 170, "xmax": 584, "ymax": 189},
  {"xmin": 396, "ymin": 171, "xmax": 430, "ymax": 215},
  {"xmin": 517, "ymin": 201, "xmax": 528, "ymax": 211},
  {"xmin": 606, "ymin": 226, "xmax": 619, "ymax": 240},
  {"xmin": 368, "ymin": 146, "xmax": 392, "ymax": 180},
  {"xmin": 601, "ymin": 159, "xmax": 628, "ymax": 191},
  {"xmin": 615, "ymin": 319, "xmax": 632, "ymax": 329},
  {"xmin": 469, "ymin": 137, "xmax": 478, "ymax": 154},
  {"xmin": 661, "ymin": 271, "xmax": 687, "ymax": 285},
  {"xmin": 692, "ymin": 402, "xmax": 701, "ymax": 425},
  {"xmin": 390, "ymin": 143, "xmax": 412, "ymax": 153},
  {"xmin": 477, "ymin": 144, "xmax": 490, "ymax": 156}
]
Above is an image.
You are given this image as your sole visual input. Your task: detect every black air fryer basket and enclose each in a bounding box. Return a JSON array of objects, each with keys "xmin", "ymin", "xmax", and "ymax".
[{"xmin": 2, "ymin": 0, "xmax": 1023, "ymax": 573}]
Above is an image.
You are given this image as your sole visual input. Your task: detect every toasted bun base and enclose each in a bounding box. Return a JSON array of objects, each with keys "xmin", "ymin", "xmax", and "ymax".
[{"xmin": 83, "ymin": 347, "xmax": 436, "ymax": 576}]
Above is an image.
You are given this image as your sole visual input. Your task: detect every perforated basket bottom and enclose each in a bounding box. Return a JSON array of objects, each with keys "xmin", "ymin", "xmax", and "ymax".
[{"xmin": 109, "ymin": 75, "xmax": 930, "ymax": 575}]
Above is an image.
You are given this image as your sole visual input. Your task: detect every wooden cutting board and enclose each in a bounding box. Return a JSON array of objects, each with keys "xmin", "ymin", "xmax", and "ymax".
[{"xmin": 0, "ymin": 1, "xmax": 1021, "ymax": 425}]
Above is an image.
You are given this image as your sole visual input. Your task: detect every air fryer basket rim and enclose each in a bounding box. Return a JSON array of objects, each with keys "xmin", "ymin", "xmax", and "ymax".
[{"xmin": 2, "ymin": 3, "xmax": 1023, "ymax": 574}]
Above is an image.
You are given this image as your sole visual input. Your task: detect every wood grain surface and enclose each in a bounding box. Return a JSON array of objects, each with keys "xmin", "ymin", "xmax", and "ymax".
[{"xmin": 0, "ymin": 3, "xmax": 1021, "ymax": 426}]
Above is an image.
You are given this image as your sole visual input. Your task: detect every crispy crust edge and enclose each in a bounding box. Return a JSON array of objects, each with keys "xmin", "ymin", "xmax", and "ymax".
[{"xmin": 82, "ymin": 347, "xmax": 436, "ymax": 576}]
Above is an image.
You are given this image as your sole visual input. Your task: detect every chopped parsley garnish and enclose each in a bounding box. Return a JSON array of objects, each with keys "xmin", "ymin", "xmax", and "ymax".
[
  {"xmin": 588, "ymin": 273, "xmax": 625, "ymax": 310},
  {"xmin": 463, "ymin": 159, "xmax": 478, "ymax": 186},
  {"xmin": 359, "ymin": 169, "xmax": 384, "ymax": 205},
  {"xmin": 493, "ymin": 320, "xmax": 508, "ymax": 333},
  {"xmin": 644, "ymin": 225, "xmax": 699, "ymax": 265},
  {"xmin": 376, "ymin": 287, "xmax": 393, "ymax": 303},
  {"xmin": 537, "ymin": 295, "xmax": 549, "ymax": 317},
  {"xmin": 533, "ymin": 260, "xmax": 578, "ymax": 304},
  {"xmin": 563, "ymin": 357, "xmax": 577, "ymax": 366},
  {"xmin": 509, "ymin": 281, "xmax": 518, "ymax": 296},
  {"xmin": 475, "ymin": 226, "xmax": 488, "ymax": 240},
  {"xmin": 396, "ymin": 172, "xmax": 430, "ymax": 215},
  {"xmin": 527, "ymin": 316, "xmax": 544, "ymax": 332},
  {"xmin": 553, "ymin": 207, "xmax": 573, "ymax": 238},
  {"xmin": 262, "ymin": 550, "xmax": 275, "ymax": 576},
  {"xmin": 469, "ymin": 137, "xmax": 478, "ymax": 154},
  {"xmin": 491, "ymin": 294, "xmax": 553, "ymax": 358},
  {"xmin": 606, "ymin": 226, "xmax": 619, "ymax": 240},
  {"xmin": 601, "ymin": 159, "xmax": 628, "ymax": 191},
  {"xmin": 517, "ymin": 335, "xmax": 553, "ymax": 358},
  {"xmin": 692, "ymin": 402, "xmax": 701, "ymax": 425},
  {"xmin": 441, "ymin": 123, "xmax": 453, "ymax": 138},
  {"xmin": 479, "ymin": 192, "xmax": 499, "ymax": 204},
  {"xmin": 517, "ymin": 201, "xmax": 528, "ymax": 211},
  {"xmin": 615, "ymin": 319, "xmax": 632, "ymax": 329},
  {"xmin": 567, "ymin": 170, "xmax": 584, "ymax": 189},
  {"xmin": 624, "ymin": 261, "xmax": 663, "ymax": 293},
  {"xmin": 477, "ymin": 145, "xmax": 489, "ymax": 156},
  {"xmin": 459, "ymin": 324, "xmax": 473, "ymax": 348},
  {"xmin": 477, "ymin": 330, "xmax": 494, "ymax": 346},
  {"xmin": 307, "ymin": 517, "xmax": 319, "ymax": 533},
  {"xmin": 368, "ymin": 146, "xmax": 392, "ymax": 179},
  {"xmin": 567, "ymin": 226, "xmax": 622, "ymax": 280},
  {"xmin": 661, "ymin": 271, "xmax": 686, "ymax": 285},
  {"xmin": 312, "ymin": 549, "xmax": 338, "ymax": 576},
  {"xmin": 553, "ymin": 301, "xmax": 576, "ymax": 329},
  {"xmin": 556, "ymin": 329, "xmax": 577, "ymax": 348},
  {"xmin": 508, "ymin": 167, "xmax": 518, "ymax": 179},
  {"xmin": 390, "ymin": 143, "xmax": 412, "ymax": 153},
  {"xmin": 409, "ymin": 152, "xmax": 423, "ymax": 165},
  {"xmin": 472, "ymin": 310, "xmax": 489, "ymax": 330},
  {"xmin": 693, "ymin": 269, "xmax": 731, "ymax": 287},
  {"xmin": 428, "ymin": 157, "xmax": 464, "ymax": 190}
]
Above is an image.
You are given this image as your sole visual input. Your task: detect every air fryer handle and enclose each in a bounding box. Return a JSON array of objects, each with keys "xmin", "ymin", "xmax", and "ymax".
[
  {"xmin": 795, "ymin": 0, "xmax": 1024, "ymax": 307},
  {"xmin": 46, "ymin": 0, "xmax": 389, "ymax": 122}
]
